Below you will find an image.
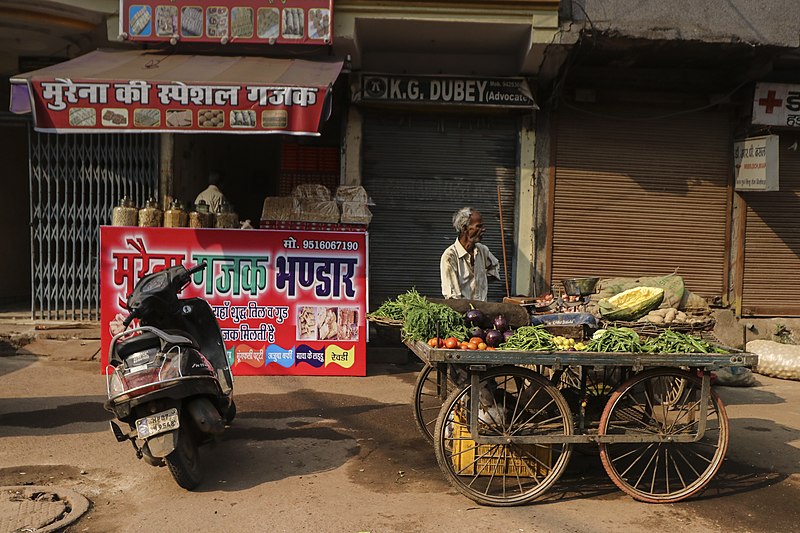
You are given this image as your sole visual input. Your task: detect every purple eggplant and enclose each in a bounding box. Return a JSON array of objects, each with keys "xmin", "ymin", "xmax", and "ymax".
[
  {"xmin": 468, "ymin": 326, "xmax": 486, "ymax": 341},
  {"xmin": 465, "ymin": 309, "xmax": 485, "ymax": 327},
  {"xmin": 485, "ymin": 329, "xmax": 503, "ymax": 348},
  {"xmin": 493, "ymin": 314, "xmax": 509, "ymax": 333},
  {"xmin": 503, "ymin": 329, "xmax": 515, "ymax": 342}
]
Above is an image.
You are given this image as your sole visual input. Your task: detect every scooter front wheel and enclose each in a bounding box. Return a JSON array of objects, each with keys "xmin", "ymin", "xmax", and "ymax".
[{"xmin": 166, "ymin": 426, "xmax": 202, "ymax": 490}]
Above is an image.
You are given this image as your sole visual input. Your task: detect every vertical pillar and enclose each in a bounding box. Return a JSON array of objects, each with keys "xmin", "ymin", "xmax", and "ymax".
[
  {"xmin": 159, "ymin": 133, "xmax": 174, "ymax": 208},
  {"xmin": 515, "ymin": 114, "xmax": 536, "ymax": 296},
  {"xmin": 342, "ymin": 107, "xmax": 362, "ymax": 186}
]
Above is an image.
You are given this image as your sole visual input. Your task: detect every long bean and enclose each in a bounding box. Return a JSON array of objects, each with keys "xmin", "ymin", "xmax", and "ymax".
[{"xmin": 499, "ymin": 325, "xmax": 555, "ymax": 351}]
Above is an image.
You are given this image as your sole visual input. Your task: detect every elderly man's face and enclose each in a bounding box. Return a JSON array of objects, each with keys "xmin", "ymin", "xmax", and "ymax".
[{"xmin": 465, "ymin": 211, "xmax": 485, "ymax": 245}]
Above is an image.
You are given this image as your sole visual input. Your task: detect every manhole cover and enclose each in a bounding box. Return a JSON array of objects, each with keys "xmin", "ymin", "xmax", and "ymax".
[{"xmin": 0, "ymin": 485, "xmax": 89, "ymax": 533}]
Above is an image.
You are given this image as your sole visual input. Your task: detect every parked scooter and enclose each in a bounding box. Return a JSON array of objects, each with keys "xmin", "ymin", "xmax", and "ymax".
[{"xmin": 104, "ymin": 262, "xmax": 235, "ymax": 489}]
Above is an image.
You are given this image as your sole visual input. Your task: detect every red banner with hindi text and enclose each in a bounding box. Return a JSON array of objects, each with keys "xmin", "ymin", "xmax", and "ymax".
[{"xmin": 100, "ymin": 226, "xmax": 367, "ymax": 376}]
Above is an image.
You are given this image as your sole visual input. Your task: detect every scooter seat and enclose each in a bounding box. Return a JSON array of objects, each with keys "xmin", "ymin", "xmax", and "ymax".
[{"xmin": 116, "ymin": 331, "xmax": 161, "ymax": 358}]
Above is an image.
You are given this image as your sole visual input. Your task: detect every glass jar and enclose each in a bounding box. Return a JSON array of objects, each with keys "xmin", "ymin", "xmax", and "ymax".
[
  {"xmin": 189, "ymin": 200, "xmax": 214, "ymax": 228},
  {"xmin": 164, "ymin": 199, "xmax": 188, "ymax": 228},
  {"xmin": 214, "ymin": 201, "xmax": 240, "ymax": 229},
  {"xmin": 138, "ymin": 197, "xmax": 163, "ymax": 227},
  {"xmin": 112, "ymin": 196, "xmax": 138, "ymax": 226}
]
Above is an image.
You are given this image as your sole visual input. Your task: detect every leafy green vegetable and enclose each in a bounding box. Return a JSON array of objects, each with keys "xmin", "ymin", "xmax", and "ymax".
[{"xmin": 371, "ymin": 289, "xmax": 467, "ymax": 341}]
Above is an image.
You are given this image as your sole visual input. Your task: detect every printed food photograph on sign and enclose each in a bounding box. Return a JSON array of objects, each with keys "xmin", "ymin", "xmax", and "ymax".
[
  {"xmin": 134, "ymin": 108, "xmax": 161, "ymax": 128},
  {"xmin": 166, "ymin": 109, "xmax": 192, "ymax": 127},
  {"xmin": 181, "ymin": 6, "xmax": 203, "ymax": 37},
  {"xmin": 297, "ymin": 306, "xmax": 316, "ymax": 340},
  {"xmin": 198, "ymin": 109, "xmax": 224, "ymax": 128},
  {"xmin": 257, "ymin": 8, "xmax": 279, "ymax": 39},
  {"xmin": 231, "ymin": 7, "xmax": 254, "ymax": 38},
  {"xmin": 206, "ymin": 6, "xmax": 229, "ymax": 38},
  {"xmin": 102, "ymin": 109, "xmax": 128, "ymax": 127},
  {"xmin": 129, "ymin": 5, "xmax": 152, "ymax": 36},
  {"xmin": 155, "ymin": 5, "xmax": 177, "ymax": 37},
  {"xmin": 308, "ymin": 8, "xmax": 330, "ymax": 40},
  {"xmin": 282, "ymin": 8, "xmax": 304, "ymax": 39},
  {"xmin": 337, "ymin": 308, "xmax": 358, "ymax": 341},
  {"xmin": 316, "ymin": 307, "xmax": 338, "ymax": 341},
  {"xmin": 68, "ymin": 108, "xmax": 96, "ymax": 127},
  {"xmin": 230, "ymin": 110, "xmax": 256, "ymax": 128},
  {"xmin": 262, "ymin": 110, "xmax": 288, "ymax": 129}
]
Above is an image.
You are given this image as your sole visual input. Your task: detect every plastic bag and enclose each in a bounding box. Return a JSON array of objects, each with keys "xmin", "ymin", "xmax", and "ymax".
[
  {"xmin": 340, "ymin": 202, "xmax": 372, "ymax": 225},
  {"xmin": 261, "ymin": 196, "xmax": 297, "ymax": 221},
  {"xmin": 747, "ymin": 339, "xmax": 800, "ymax": 381},
  {"xmin": 334, "ymin": 185, "xmax": 369, "ymax": 204},
  {"xmin": 293, "ymin": 199, "xmax": 340, "ymax": 222},
  {"xmin": 292, "ymin": 184, "xmax": 331, "ymax": 201},
  {"xmin": 713, "ymin": 366, "xmax": 757, "ymax": 387}
]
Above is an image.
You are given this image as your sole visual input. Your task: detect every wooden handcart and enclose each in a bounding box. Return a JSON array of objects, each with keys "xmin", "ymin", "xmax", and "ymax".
[{"xmin": 405, "ymin": 340, "xmax": 758, "ymax": 506}]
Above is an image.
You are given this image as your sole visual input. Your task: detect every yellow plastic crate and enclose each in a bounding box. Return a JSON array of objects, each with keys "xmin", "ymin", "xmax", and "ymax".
[{"xmin": 451, "ymin": 412, "xmax": 552, "ymax": 478}]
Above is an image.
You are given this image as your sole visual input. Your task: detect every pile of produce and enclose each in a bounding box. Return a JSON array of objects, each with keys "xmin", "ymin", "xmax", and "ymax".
[
  {"xmin": 637, "ymin": 307, "xmax": 711, "ymax": 326},
  {"xmin": 498, "ymin": 325, "xmax": 555, "ymax": 351},
  {"xmin": 642, "ymin": 330, "xmax": 727, "ymax": 354},
  {"xmin": 370, "ymin": 289, "xmax": 468, "ymax": 341},
  {"xmin": 586, "ymin": 328, "xmax": 644, "ymax": 353},
  {"xmin": 585, "ymin": 328, "xmax": 728, "ymax": 354}
]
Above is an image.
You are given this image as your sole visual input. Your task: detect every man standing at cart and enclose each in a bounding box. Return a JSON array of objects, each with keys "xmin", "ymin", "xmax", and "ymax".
[{"xmin": 440, "ymin": 206, "xmax": 500, "ymax": 301}]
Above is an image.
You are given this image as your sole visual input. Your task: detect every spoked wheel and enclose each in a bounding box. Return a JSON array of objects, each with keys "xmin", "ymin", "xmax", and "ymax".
[
  {"xmin": 433, "ymin": 366, "xmax": 573, "ymax": 506},
  {"xmin": 598, "ymin": 368, "xmax": 729, "ymax": 503},
  {"xmin": 412, "ymin": 364, "xmax": 456, "ymax": 444},
  {"xmin": 552, "ymin": 365, "xmax": 627, "ymax": 455}
]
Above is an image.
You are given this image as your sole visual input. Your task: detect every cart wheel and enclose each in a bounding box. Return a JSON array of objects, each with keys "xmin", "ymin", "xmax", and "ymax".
[
  {"xmin": 598, "ymin": 368, "xmax": 729, "ymax": 503},
  {"xmin": 412, "ymin": 364, "xmax": 455, "ymax": 444},
  {"xmin": 433, "ymin": 366, "xmax": 573, "ymax": 506}
]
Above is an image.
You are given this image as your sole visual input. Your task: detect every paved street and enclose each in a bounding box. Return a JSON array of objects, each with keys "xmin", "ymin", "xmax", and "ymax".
[{"xmin": 0, "ymin": 354, "xmax": 798, "ymax": 533}]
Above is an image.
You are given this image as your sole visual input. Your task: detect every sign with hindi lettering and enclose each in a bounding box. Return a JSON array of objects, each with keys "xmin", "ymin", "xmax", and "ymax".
[
  {"xmin": 27, "ymin": 78, "xmax": 331, "ymax": 134},
  {"xmin": 733, "ymin": 135, "xmax": 779, "ymax": 191},
  {"xmin": 100, "ymin": 226, "xmax": 367, "ymax": 376},
  {"xmin": 120, "ymin": 0, "xmax": 333, "ymax": 45}
]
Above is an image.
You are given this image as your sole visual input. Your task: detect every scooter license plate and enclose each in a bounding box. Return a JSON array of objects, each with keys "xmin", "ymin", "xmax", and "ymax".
[{"xmin": 136, "ymin": 408, "xmax": 180, "ymax": 439}]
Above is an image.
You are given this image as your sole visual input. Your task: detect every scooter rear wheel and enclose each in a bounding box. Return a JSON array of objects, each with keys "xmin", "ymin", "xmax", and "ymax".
[{"xmin": 166, "ymin": 426, "xmax": 203, "ymax": 490}]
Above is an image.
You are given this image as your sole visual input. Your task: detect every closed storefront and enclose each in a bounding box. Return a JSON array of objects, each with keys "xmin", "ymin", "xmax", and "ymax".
[
  {"xmin": 550, "ymin": 104, "xmax": 733, "ymax": 300},
  {"xmin": 741, "ymin": 137, "xmax": 800, "ymax": 315},
  {"xmin": 362, "ymin": 111, "xmax": 519, "ymax": 308}
]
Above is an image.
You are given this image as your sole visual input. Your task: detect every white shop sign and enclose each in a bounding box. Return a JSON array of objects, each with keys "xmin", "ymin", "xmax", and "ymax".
[
  {"xmin": 733, "ymin": 135, "xmax": 779, "ymax": 191},
  {"xmin": 752, "ymin": 82, "xmax": 800, "ymax": 128}
]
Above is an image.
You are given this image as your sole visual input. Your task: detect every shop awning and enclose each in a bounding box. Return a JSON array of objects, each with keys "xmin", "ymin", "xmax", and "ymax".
[{"xmin": 10, "ymin": 49, "xmax": 343, "ymax": 135}]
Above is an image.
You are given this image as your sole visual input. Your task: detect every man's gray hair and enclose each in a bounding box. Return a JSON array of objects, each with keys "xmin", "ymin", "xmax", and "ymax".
[{"xmin": 452, "ymin": 207, "xmax": 474, "ymax": 233}]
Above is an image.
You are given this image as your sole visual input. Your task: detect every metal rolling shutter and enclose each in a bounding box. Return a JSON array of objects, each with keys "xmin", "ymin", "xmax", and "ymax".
[
  {"xmin": 363, "ymin": 112, "xmax": 518, "ymax": 309},
  {"xmin": 551, "ymin": 105, "xmax": 731, "ymax": 299},
  {"xmin": 742, "ymin": 137, "xmax": 800, "ymax": 315}
]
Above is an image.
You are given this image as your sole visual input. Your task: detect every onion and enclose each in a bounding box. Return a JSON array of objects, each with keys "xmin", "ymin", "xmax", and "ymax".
[
  {"xmin": 465, "ymin": 309, "xmax": 485, "ymax": 327},
  {"xmin": 469, "ymin": 326, "xmax": 486, "ymax": 341},
  {"xmin": 485, "ymin": 329, "xmax": 503, "ymax": 348},
  {"xmin": 493, "ymin": 314, "xmax": 509, "ymax": 333}
]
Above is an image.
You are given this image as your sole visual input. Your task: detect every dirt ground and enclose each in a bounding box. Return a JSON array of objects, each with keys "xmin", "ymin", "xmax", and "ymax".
[{"xmin": 0, "ymin": 355, "xmax": 798, "ymax": 533}]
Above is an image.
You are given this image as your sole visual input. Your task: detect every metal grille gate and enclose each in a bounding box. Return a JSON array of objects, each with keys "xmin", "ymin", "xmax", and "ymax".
[{"xmin": 29, "ymin": 129, "xmax": 159, "ymax": 320}]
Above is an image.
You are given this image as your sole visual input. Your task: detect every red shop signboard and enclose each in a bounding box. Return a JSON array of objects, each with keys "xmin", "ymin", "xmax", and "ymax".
[
  {"xmin": 120, "ymin": 0, "xmax": 333, "ymax": 45},
  {"xmin": 100, "ymin": 227, "xmax": 368, "ymax": 376},
  {"xmin": 29, "ymin": 79, "xmax": 330, "ymax": 134}
]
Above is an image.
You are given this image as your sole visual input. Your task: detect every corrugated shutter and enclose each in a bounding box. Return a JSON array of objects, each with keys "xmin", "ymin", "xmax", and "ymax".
[
  {"xmin": 363, "ymin": 112, "xmax": 518, "ymax": 309},
  {"xmin": 552, "ymin": 105, "xmax": 731, "ymax": 299},
  {"xmin": 742, "ymin": 137, "xmax": 800, "ymax": 315}
]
